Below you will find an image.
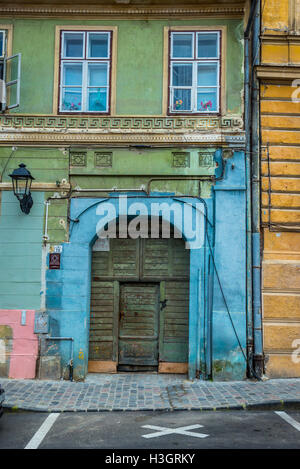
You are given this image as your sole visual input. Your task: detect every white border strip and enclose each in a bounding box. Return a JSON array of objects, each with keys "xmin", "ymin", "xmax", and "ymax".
[
  {"xmin": 275, "ymin": 411, "xmax": 300, "ymax": 432},
  {"xmin": 25, "ymin": 413, "xmax": 60, "ymax": 449}
]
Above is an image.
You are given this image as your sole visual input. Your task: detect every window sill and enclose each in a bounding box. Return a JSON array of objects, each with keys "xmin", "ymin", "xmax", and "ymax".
[
  {"xmin": 167, "ymin": 111, "xmax": 221, "ymax": 117},
  {"xmin": 57, "ymin": 111, "xmax": 111, "ymax": 116}
]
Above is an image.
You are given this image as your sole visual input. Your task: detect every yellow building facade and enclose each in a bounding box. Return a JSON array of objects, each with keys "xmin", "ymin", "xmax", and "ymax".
[{"xmin": 257, "ymin": 0, "xmax": 300, "ymax": 377}]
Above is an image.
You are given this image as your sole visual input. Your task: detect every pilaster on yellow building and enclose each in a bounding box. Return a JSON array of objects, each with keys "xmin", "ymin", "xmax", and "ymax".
[{"xmin": 257, "ymin": 0, "xmax": 300, "ymax": 377}]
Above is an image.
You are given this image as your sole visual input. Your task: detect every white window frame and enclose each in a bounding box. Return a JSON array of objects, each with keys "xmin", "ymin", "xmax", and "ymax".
[
  {"xmin": 0, "ymin": 30, "xmax": 5, "ymax": 58},
  {"xmin": 59, "ymin": 30, "xmax": 111, "ymax": 114},
  {"xmin": 61, "ymin": 31, "xmax": 86, "ymax": 59},
  {"xmin": 87, "ymin": 31, "xmax": 110, "ymax": 60},
  {"xmin": 169, "ymin": 30, "xmax": 221, "ymax": 114},
  {"xmin": 170, "ymin": 32, "xmax": 194, "ymax": 60},
  {"xmin": 0, "ymin": 28, "xmax": 21, "ymax": 112}
]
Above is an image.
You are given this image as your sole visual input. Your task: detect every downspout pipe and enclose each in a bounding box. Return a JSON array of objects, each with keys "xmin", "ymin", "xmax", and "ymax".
[
  {"xmin": 251, "ymin": 0, "xmax": 264, "ymax": 377},
  {"xmin": 244, "ymin": 10, "xmax": 254, "ymax": 377},
  {"xmin": 245, "ymin": 0, "xmax": 260, "ymax": 39},
  {"xmin": 244, "ymin": 0, "xmax": 264, "ymax": 378}
]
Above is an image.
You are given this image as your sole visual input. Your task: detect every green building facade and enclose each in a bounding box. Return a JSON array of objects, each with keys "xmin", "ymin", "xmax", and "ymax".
[{"xmin": 0, "ymin": 1, "xmax": 252, "ymax": 381}]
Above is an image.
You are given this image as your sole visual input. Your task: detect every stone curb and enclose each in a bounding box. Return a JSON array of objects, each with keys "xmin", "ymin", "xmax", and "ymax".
[
  {"xmin": 244, "ymin": 399, "xmax": 300, "ymax": 411},
  {"xmin": 3, "ymin": 399, "xmax": 300, "ymax": 413}
]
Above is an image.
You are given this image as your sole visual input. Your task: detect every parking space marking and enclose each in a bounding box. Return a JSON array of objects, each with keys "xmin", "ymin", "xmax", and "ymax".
[
  {"xmin": 141, "ymin": 424, "xmax": 209, "ymax": 439},
  {"xmin": 24, "ymin": 413, "xmax": 60, "ymax": 449},
  {"xmin": 275, "ymin": 411, "xmax": 300, "ymax": 432}
]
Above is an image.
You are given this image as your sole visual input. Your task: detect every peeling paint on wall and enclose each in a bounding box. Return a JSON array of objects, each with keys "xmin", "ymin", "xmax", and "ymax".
[{"xmin": 0, "ymin": 310, "xmax": 38, "ymax": 379}]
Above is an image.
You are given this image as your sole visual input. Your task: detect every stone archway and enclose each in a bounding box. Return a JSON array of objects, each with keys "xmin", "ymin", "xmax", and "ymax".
[{"xmin": 60, "ymin": 195, "xmax": 206, "ymax": 380}]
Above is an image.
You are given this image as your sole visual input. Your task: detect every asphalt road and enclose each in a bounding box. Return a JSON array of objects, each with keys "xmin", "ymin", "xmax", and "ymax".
[{"xmin": 0, "ymin": 410, "xmax": 299, "ymax": 450}]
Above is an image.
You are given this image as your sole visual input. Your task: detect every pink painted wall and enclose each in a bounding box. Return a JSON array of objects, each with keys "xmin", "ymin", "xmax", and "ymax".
[{"xmin": 0, "ymin": 309, "xmax": 38, "ymax": 379}]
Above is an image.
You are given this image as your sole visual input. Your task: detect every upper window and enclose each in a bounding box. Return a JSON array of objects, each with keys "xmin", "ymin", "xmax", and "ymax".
[
  {"xmin": 169, "ymin": 31, "xmax": 221, "ymax": 114},
  {"xmin": 59, "ymin": 31, "xmax": 111, "ymax": 113},
  {"xmin": 0, "ymin": 30, "xmax": 6, "ymax": 82},
  {"xmin": 0, "ymin": 27, "xmax": 21, "ymax": 112},
  {"xmin": 0, "ymin": 30, "xmax": 5, "ymax": 58}
]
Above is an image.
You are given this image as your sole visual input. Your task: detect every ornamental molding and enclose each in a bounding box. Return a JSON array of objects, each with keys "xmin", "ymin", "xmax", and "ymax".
[
  {"xmin": 256, "ymin": 65, "xmax": 300, "ymax": 81},
  {"xmin": 0, "ymin": 5, "xmax": 245, "ymax": 18},
  {"xmin": 0, "ymin": 114, "xmax": 245, "ymax": 145},
  {"xmin": 95, "ymin": 152, "xmax": 113, "ymax": 167},
  {"xmin": 172, "ymin": 152, "xmax": 190, "ymax": 168},
  {"xmin": 0, "ymin": 115, "xmax": 244, "ymax": 133},
  {"xmin": 70, "ymin": 151, "xmax": 87, "ymax": 167},
  {"xmin": 0, "ymin": 131, "xmax": 245, "ymax": 146}
]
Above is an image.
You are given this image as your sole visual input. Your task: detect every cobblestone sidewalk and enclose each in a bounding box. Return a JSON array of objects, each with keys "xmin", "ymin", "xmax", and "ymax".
[{"xmin": 1, "ymin": 374, "xmax": 300, "ymax": 412}]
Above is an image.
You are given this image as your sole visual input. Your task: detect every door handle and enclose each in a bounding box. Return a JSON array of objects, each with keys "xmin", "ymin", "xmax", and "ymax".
[{"xmin": 160, "ymin": 299, "xmax": 168, "ymax": 311}]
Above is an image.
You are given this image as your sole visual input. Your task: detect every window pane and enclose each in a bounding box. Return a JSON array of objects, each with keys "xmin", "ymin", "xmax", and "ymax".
[
  {"xmin": 197, "ymin": 88, "xmax": 217, "ymax": 112},
  {"xmin": 88, "ymin": 88, "xmax": 107, "ymax": 111},
  {"xmin": 61, "ymin": 88, "xmax": 82, "ymax": 111},
  {"xmin": 0, "ymin": 32, "xmax": 4, "ymax": 56},
  {"xmin": 88, "ymin": 63, "xmax": 108, "ymax": 86},
  {"xmin": 88, "ymin": 33, "xmax": 109, "ymax": 58},
  {"xmin": 197, "ymin": 33, "xmax": 218, "ymax": 58},
  {"xmin": 172, "ymin": 63, "xmax": 192, "ymax": 86},
  {"xmin": 173, "ymin": 89, "xmax": 191, "ymax": 111},
  {"xmin": 197, "ymin": 63, "xmax": 218, "ymax": 86},
  {"xmin": 63, "ymin": 33, "xmax": 84, "ymax": 58},
  {"xmin": 172, "ymin": 33, "xmax": 193, "ymax": 58},
  {"xmin": 63, "ymin": 63, "xmax": 83, "ymax": 86}
]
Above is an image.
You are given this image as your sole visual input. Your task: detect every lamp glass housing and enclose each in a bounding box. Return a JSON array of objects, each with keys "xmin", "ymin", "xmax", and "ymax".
[
  {"xmin": 9, "ymin": 163, "xmax": 35, "ymax": 214},
  {"xmin": 12, "ymin": 176, "xmax": 32, "ymax": 199}
]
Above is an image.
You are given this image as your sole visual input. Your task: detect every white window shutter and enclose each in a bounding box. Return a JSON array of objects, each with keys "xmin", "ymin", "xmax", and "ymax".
[{"xmin": 2, "ymin": 52, "xmax": 21, "ymax": 110}]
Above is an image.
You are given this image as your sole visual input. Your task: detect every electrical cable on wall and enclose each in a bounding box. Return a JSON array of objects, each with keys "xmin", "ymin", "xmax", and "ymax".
[
  {"xmin": 0, "ymin": 148, "xmax": 16, "ymax": 181},
  {"xmin": 205, "ymin": 226, "xmax": 262, "ymax": 381}
]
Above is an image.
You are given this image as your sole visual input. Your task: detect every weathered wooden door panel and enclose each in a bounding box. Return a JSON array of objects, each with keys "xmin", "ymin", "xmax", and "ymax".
[
  {"xmin": 111, "ymin": 238, "xmax": 139, "ymax": 278},
  {"xmin": 90, "ymin": 233, "xmax": 190, "ymax": 371},
  {"xmin": 142, "ymin": 239, "xmax": 170, "ymax": 279},
  {"xmin": 159, "ymin": 281, "xmax": 190, "ymax": 363},
  {"xmin": 141, "ymin": 238, "xmax": 189, "ymax": 280},
  {"xmin": 92, "ymin": 238, "xmax": 139, "ymax": 280},
  {"xmin": 118, "ymin": 283, "xmax": 159, "ymax": 366},
  {"xmin": 89, "ymin": 281, "xmax": 115, "ymax": 361}
]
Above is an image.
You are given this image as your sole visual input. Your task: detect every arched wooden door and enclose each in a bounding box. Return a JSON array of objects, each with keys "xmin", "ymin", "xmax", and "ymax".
[{"xmin": 88, "ymin": 236, "xmax": 190, "ymax": 373}]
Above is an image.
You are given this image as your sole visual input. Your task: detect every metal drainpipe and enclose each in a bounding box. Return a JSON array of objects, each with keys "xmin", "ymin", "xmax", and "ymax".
[
  {"xmin": 251, "ymin": 0, "xmax": 264, "ymax": 376},
  {"xmin": 45, "ymin": 156, "xmax": 225, "ymax": 202},
  {"xmin": 245, "ymin": 0, "xmax": 263, "ymax": 378},
  {"xmin": 43, "ymin": 200, "xmax": 50, "ymax": 243},
  {"xmin": 244, "ymin": 27, "xmax": 254, "ymax": 377}
]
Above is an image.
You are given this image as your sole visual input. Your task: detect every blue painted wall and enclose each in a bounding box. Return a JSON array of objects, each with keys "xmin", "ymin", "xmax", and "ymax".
[
  {"xmin": 212, "ymin": 151, "xmax": 247, "ymax": 379},
  {"xmin": 45, "ymin": 149, "xmax": 247, "ymax": 381}
]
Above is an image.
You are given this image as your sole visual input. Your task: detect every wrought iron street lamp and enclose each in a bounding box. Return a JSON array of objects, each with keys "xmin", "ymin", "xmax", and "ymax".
[{"xmin": 9, "ymin": 163, "xmax": 34, "ymax": 214}]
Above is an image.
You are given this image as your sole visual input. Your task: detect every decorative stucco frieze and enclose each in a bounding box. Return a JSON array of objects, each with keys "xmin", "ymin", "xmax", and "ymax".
[
  {"xmin": 95, "ymin": 152, "xmax": 113, "ymax": 167},
  {"xmin": 70, "ymin": 152, "xmax": 87, "ymax": 167},
  {"xmin": 0, "ymin": 5, "xmax": 245, "ymax": 19},
  {"xmin": 0, "ymin": 132, "xmax": 246, "ymax": 145},
  {"xmin": 172, "ymin": 152, "xmax": 190, "ymax": 168},
  {"xmin": 0, "ymin": 115, "xmax": 245, "ymax": 145},
  {"xmin": 0, "ymin": 115, "xmax": 243, "ymax": 132},
  {"xmin": 198, "ymin": 151, "xmax": 215, "ymax": 167}
]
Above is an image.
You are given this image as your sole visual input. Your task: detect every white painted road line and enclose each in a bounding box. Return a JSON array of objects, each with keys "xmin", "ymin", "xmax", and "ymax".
[
  {"xmin": 141, "ymin": 424, "xmax": 209, "ymax": 439},
  {"xmin": 24, "ymin": 413, "xmax": 60, "ymax": 449},
  {"xmin": 275, "ymin": 411, "xmax": 300, "ymax": 432}
]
